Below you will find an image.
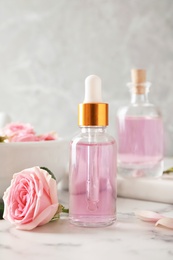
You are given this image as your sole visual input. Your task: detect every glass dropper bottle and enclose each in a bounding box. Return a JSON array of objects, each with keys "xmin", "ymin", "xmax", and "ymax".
[{"xmin": 69, "ymin": 75, "xmax": 117, "ymax": 227}]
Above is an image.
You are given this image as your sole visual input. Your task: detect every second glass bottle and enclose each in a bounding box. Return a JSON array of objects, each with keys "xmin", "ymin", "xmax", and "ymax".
[{"xmin": 116, "ymin": 69, "xmax": 164, "ymax": 178}]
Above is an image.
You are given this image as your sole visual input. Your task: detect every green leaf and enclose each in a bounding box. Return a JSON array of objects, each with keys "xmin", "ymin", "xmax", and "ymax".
[
  {"xmin": 40, "ymin": 167, "xmax": 56, "ymax": 180},
  {"xmin": 0, "ymin": 200, "xmax": 4, "ymax": 219},
  {"xmin": 163, "ymin": 167, "xmax": 173, "ymax": 174},
  {"xmin": 55, "ymin": 204, "xmax": 69, "ymax": 214},
  {"xmin": 50, "ymin": 204, "xmax": 69, "ymax": 222},
  {"xmin": 0, "ymin": 136, "xmax": 8, "ymax": 143},
  {"xmin": 61, "ymin": 205, "xmax": 69, "ymax": 214},
  {"xmin": 50, "ymin": 213, "xmax": 60, "ymax": 222}
]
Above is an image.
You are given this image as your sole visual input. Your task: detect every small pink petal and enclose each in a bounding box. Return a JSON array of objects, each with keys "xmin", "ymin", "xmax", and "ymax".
[
  {"xmin": 155, "ymin": 218, "xmax": 173, "ymax": 229},
  {"xmin": 135, "ymin": 210, "xmax": 163, "ymax": 222},
  {"xmin": 37, "ymin": 132, "xmax": 57, "ymax": 141}
]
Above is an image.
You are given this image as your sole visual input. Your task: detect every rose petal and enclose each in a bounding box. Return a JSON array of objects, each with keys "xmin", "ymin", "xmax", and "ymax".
[
  {"xmin": 35, "ymin": 167, "xmax": 58, "ymax": 204},
  {"xmin": 37, "ymin": 132, "xmax": 57, "ymax": 141},
  {"xmin": 155, "ymin": 218, "xmax": 173, "ymax": 229},
  {"xmin": 135, "ymin": 210, "xmax": 163, "ymax": 222},
  {"xmin": 16, "ymin": 203, "xmax": 58, "ymax": 230},
  {"xmin": 47, "ymin": 174, "xmax": 59, "ymax": 205}
]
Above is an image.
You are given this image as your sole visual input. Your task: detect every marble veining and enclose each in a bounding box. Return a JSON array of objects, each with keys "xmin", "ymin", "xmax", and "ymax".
[{"xmin": 0, "ymin": 192, "xmax": 173, "ymax": 260}]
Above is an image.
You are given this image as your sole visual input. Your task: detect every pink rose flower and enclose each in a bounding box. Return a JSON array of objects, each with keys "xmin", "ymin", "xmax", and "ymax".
[
  {"xmin": 2, "ymin": 123, "xmax": 36, "ymax": 142},
  {"xmin": 3, "ymin": 123, "xmax": 35, "ymax": 137},
  {"xmin": 1, "ymin": 123, "xmax": 58, "ymax": 142},
  {"xmin": 3, "ymin": 167, "xmax": 59, "ymax": 230},
  {"xmin": 8, "ymin": 133, "xmax": 39, "ymax": 142}
]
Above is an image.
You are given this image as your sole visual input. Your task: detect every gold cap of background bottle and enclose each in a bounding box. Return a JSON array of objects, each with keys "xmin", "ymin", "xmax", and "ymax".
[{"xmin": 78, "ymin": 75, "xmax": 108, "ymax": 126}]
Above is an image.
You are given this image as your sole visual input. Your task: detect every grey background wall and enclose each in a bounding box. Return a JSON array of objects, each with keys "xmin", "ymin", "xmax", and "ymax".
[{"xmin": 0, "ymin": 0, "xmax": 173, "ymax": 155}]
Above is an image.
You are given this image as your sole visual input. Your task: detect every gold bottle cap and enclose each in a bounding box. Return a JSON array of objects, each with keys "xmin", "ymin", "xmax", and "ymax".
[
  {"xmin": 78, "ymin": 103, "xmax": 108, "ymax": 126},
  {"xmin": 78, "ymin": 75, "xmax": 108, "ymax": 126},
  {"xmin": 131, "ymin": 69, "xmax": 146, "ymax": 94}
]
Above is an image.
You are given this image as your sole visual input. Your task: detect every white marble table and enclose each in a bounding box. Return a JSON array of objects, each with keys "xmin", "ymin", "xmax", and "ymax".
[{"xmin": 0, "ymin": 190, "xmax": 173, "ymax": 260}]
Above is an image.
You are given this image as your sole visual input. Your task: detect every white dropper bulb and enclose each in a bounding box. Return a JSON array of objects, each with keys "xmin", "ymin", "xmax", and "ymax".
[{"xmin": 84, "ymin": 75, "xmax": 102, "ymax": 103}]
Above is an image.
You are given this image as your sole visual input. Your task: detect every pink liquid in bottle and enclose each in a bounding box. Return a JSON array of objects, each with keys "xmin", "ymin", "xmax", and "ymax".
[
  {"xmin": 69, "ymin": 140, "xmax": 117, "ymax": 227},
  {"xmin": 117, "ymin": 116, "xmax": 164, "ymax": 177}
]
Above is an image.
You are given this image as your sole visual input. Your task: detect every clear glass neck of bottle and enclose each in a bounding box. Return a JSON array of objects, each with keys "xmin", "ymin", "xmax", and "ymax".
[
  {"xmin": 80, "ymin": 126, "xmax": 107, "ymax": 134},
  {"xmin": 127, "ymin": 82, "xmax": 151, "ymax": 105}
]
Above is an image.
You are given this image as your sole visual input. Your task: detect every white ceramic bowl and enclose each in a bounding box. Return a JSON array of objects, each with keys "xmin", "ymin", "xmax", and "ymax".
[{"xmin": 0, "ymin": 139, "xmax": 69, "ymax": 198}]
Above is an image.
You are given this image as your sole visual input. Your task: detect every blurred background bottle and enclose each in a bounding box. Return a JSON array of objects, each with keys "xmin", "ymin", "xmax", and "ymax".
[{"xmin": 116, "ymin": 69, "xmax": 164, "ymax": 178}]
